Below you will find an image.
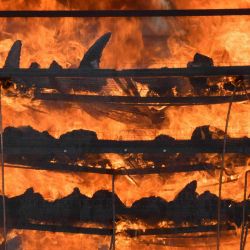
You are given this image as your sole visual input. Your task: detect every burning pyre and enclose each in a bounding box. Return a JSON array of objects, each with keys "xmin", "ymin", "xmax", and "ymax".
[{"xmin": 0, "ymin": 1, "xmax": 249, "ymax": 250}]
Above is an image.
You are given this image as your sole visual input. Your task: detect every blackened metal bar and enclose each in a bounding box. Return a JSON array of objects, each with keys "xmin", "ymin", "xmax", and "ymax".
[
  {"xmin": 13, "ymin": 223, "xmax": 113, "ymax": 235},
  {"xmin": 0, "ymin": 86, "xmax": 7, "ymax": 250},
  {"xmin": 10, "ymin": 223, "xmax": 235, "ymax": 236},
  {"xmin": 4, "ymin": 163, "xmax": 115, "ymax": 174},
  {"xmin": 242, "ymin": 226, "xmax": 249, "ymax": 250},
  {"xmin": 111, "ymin": 175, "xmax": 116, "ymax": 250},
  {"xmin": 34, "ymin": 92, "xmax": 249, "ymax": 106},
  {"xmin": 4, "ymin": 163, "xmax": 216, "ymax": 175},
  {"xmin": 118, "ymin": 164, "xmax": 216, "ymax": 175},
  {"xmin": 4, "ymin": 139, "xmax": 250, "ymax": 154},
  {"xmin": 126, "ymin": 225, "xmax": 235, "ymax": 237},
  {"xmin": 0, "ymin": 9, "xmax": 250, "ymax": 17},
  {"xmin": 240, "ymin": 170, "xmax": 250, "ymax": 250},
  {"xmin": 1, "ymin": 66, "xmax": 250, "ymax": 78},
  {"xmin": 217, "ymin": 88, "xmax": 236, "ymax": 250}
]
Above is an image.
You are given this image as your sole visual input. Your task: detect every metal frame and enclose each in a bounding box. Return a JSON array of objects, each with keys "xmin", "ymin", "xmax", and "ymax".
[
  {"xmin": 10, "ymin": 223, "xmax": 235, "ymax": 236},
  {"xmin": 4, "ymin": 138, "xmax": 250, "ymax": 154},
  {"xmin": 34, "ymin": 92, "xmax": 249, "ymax": 106},
  {"xmin": 0, "ymin": 7, "xmax": 249, "ymax": 249},
  {"xmin": 240, "ymin": 170, "xmax": 250, "ymax": 250},
  {"xmin": 111, "ymin": 174, "xmax": 116, "ymax": 250},
  {"xmin": 1, "ymin": 66, "xmax": 250, "ymax": 78},
  {"xmin": 4, "ymin": 163, "xmax": 215, "ymax": 175},
  {"xmin": 0, "ymin": 9, "xmax": 250, "ymax": 17}
]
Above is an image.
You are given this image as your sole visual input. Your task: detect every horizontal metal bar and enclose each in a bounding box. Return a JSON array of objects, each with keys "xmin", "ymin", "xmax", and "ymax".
[
  {"xmin": 35, "ymin": 93, "xmax": 249, "ymax": 106},
  {"xmin": 4, "ymin": 138, "xmax": 250, "ymax": 153},
  {"xmin": 0, "ymin": 9, "xmax": 249, "ymax": 17},
  {"xmin": 126, "ymin": 224, "xmax": 236, "ymax": 237},
  {"xmin": 1, "ymin": 66, "xmax": 250, "ymax": 78},
  {"xmin": 4, "ymin": 163, "xmax": 215, "ymax": 175},
  {"xmin": 11, "ymin": 223, "xmax": 235, "ymax": 236},
  {"xmin": 5, "ymin": 163, "xmax": 114, "ymax": 175},
  {"xmin": 13, "ymin": 223, "xmax": 112, "ymax": 235}
]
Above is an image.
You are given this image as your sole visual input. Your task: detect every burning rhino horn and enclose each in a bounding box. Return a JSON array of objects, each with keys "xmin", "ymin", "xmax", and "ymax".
[
  {"xmin": 29, "ymin": 62, "xmax": 41, "ymax": 69},
  {"xmin": 191, "ymin": 125, "xmax": 227, "ymax": 141},
  {"xmin": 187, "ymin": 53, "xmax": 214, "ymax": 67},
  {"xmin": 187, "ymin": 53, "xmax": 214, "ymax": 93},
  {"xmin": 79, "ymin": 32, "xmax": 112, "ymax": 69},
  {"xmin": 4, "ymin": 40, "xmax": 22, "ymax": 69},
  {"xmin": 49, "ymin": 60, "xmax": 63, "ymax": 70}
]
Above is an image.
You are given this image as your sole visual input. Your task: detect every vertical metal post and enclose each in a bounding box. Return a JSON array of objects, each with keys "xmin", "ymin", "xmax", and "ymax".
[
  {"xmin": 109, "ymin": 174, "xmax": 116, "ymax": 250},
  {"xmin": 240, "ymin": 170, "xmax": 250, "ymax": 250},
  {"xmin": 0, "ymin": 86, "xmax": 7, "ymax": 250},
  {"xmin": 217, "ymin": 87, "xmax": 236, "ymax": 250}
]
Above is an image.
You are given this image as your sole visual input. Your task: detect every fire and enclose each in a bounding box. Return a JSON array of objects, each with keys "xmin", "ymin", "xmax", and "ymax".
[{"xmin": 0, "ymin": 0, "xmax": 249, "ymax": 249}]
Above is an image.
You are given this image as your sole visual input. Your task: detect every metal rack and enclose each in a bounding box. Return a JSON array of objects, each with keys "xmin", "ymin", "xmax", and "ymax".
[
  {"xmin": 0, "ymin": 9, "xmax": 250, "ymax": 17},
  {"xmin": 0, "ymin": 7, "xmax": 250, "ymax": 250}
]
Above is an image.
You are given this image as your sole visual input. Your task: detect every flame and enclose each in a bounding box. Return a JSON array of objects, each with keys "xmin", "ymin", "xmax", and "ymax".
[{"xmin": 0, "ymin": 0, "xmax": 249, "ymax": 249}]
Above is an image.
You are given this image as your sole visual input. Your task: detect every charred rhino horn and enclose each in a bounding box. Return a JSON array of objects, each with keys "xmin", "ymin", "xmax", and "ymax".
[
  {"xmin": 79, "ymin": 32, "xmax": 112, "ymax": 69},
  {"xmin": 4, "ymin": 40, "xmax": 22, "ymax": 68},
  {"xmin": 49, "ymin": 60, "xmax": 63, "ymax": 70}
]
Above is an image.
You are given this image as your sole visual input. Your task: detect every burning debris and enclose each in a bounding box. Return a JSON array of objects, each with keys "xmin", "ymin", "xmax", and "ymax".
[
  {"xmin": 0, "ymin": 181, "xmax": 246, "ymax": 230},
  {"xmin": 3, "ymin": 125, "xmax": 249, "ymax": 171},
  {"xmin": 2, "ymin": 38, "xmax": 249, "ymax": 99},
  {"xmin": 1, "ymin": 37, "xmax": 248, "ymax": 129},
  {"xmin": 0, "ymin": 2, "xmax": 249, "ymax": 249}
]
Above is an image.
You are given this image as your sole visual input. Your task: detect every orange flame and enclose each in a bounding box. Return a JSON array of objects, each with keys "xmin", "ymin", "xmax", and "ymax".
[{"xmin": 0, "ymin": 0, "xmax": 249, "ymax": 249}]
